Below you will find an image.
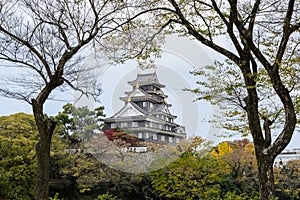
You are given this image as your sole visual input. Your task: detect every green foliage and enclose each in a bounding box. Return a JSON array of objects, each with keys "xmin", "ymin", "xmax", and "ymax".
[
  {"xmin": 49, "ymin": 193, "xmax": 64, "ymax": 200},
  {"xmin": 191, "ymin": 60, "xmax": 280, "ymax": 137},
  {"xmin": 49, "ymin": 104, "xmax": 109, "ymax": 197},
  {"xmin": 1, "ymin": 110, "xmax": 294, "ymax": 200},
  {"xmin": 54, "ymin": 103, "xmax": 105, "ymax": 146},
  {"xmin": 150, "ymin": 138, "xmax": 227, "ymax": 200},
  {"xmin": 274, "ymin": 160, "xmax": 300, "ymax": 199},
  {"xmin": 96, "ymin": 193, "xmax": 117, "ymax": 200},
  {"xmin": 0, "ymin": 112, "xmax": 70, "ymax": 199},
  {"xmin": 51, "ymin": 104, "xmax": 145, "ymax": 198},
  {"xmin": 0, "ymin": 113, "xmax": 38, "ymax": 199},
  {"xmin": 148, "ymin": 138, "xmax": 261, "ymax": 200},
  {"xmin": 213, "ymin": 140, "xmax": 259, "ymax": 195},
  {"xmin": 191, "ymin": 55, "xmax": 300, "ymax": 137},
  {"xmin": 2, "ymin": 111, "xmax": 296, "ymax": 200},
  {"xmin": 222, "ymin": 191, "xmax": 259, "ymax": 200},
  {"xmin": 58, "ymin": 152, "xmax": 106, "ymax": 195}
]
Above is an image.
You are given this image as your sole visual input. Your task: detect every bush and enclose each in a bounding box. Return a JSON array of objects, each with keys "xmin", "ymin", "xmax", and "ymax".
[{"xmin": 96, "ymin": 193, "xmax": 117, "ymax": 200}]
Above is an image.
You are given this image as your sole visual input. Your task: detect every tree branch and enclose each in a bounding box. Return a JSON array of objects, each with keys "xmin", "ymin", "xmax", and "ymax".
[
  {"xmin": 248, "ymin": 0, "xmax": 260, "ymax": 35},
  {"xmin": 167, "ymin": 0, "xmax": 240, "ymax": 63},
  {"xmin": 0, "ymin": 88, "xmax": 31, "ymax": 103},
  {"xmin": 0, "ymin": 25, "xmax": 53, "ymax": 79},
  {"xmin": 212, "ymin": 0, "xmax": 244, "ymax": 56},
  {"xmin": 274, "ymin": 0, "xmax": 295, "ymax": 69},
  {"xmin": 262, "ymin": 116, "xmax": 272, "ymax": 147}
]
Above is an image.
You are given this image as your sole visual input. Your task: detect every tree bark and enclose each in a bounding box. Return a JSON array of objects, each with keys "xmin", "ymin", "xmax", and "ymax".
[
  {"xmin": 35, "ymin": 127, "xmax": 52, "ymax": 200},
  {"xmin": 256, "ymin": 153, "xmax": 275, "ymax": 200},
  {"xmin": 32, "ymin": 100, "xmax": 57, "ymax": 200}
]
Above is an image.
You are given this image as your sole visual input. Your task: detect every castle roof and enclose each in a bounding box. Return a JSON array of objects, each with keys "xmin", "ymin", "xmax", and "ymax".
[{"xmin": 128, "ymin": 72, "xmax": 165, "ymax": 88}]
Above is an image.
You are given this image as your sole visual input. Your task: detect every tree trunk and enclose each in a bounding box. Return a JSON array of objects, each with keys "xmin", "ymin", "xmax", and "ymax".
[
  {"xmin": 35, "ymin": 128, "xmax": 51, "ymax": 200},
  {"xmin": 32, "ymin": 100, "xmax": 57, "ymax": 200},
  {"xmin": 257, "ymin": 153, "xmax": 275, "ymax": 200}
]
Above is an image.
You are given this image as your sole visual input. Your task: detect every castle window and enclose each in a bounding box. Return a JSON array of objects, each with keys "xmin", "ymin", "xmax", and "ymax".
[
  {"xmin": 120, "ymin": 122, "xmax": 127, "ymax": 127},
  {"xmin": 111, "ymin": 123, "xmax": 116, "ymax": 128},
  {"xmin": 132, "ymin": 122, "xmax": 138, "ymax": 127},
  {"xmin": 169, "ymin": 137, "xmax": 173, "ymax": 143},
  {"xmin": 161, "ymin": 135, "xmax": 165, "ymax": 141},
  {"xmin": 145, "ymin": 132, "xmax": 149, "ymax": 138},
  {"xmin": 149, "ymin": 122, "xmax": 153, "ymax": 127},
  {"xmin": 143, "ymin": 101, "xmax": 147, "ymax": 107},
  {"xmin": 138, "ymin": 132, "xmax": 143, "ymax": 138},
  {"xmin": 150, "ymin": 102, "xmax": 154, "ymax": 108},
  {"xmin": 153, "ymin": 133, "xmax": 157, "ymax": 140}
]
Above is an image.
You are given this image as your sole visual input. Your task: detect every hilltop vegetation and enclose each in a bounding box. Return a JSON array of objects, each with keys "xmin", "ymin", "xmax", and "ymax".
[{"xmin": 0, "ymin": 111, "xmax": 299, "ymax": 199}]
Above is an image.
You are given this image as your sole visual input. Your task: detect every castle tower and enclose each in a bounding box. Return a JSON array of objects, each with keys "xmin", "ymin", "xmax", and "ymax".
[{"xmin": 103, "ymin": 70, "xmax": 186, "ymax": 144}]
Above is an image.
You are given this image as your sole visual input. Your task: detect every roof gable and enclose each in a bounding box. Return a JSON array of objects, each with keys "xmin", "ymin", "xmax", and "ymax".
[
  {"xmin": 153, "ymin": 104, "xmax": 172, "ymax": 115},
  {"xmin": 130, "ymin": 88, "xmax": 148, "ymax": 98},
  {"xmin": 162, "ymin": 105, "xmax": 171, "ymax": 114},
  {"xmin": 114, "ymin": 102, "xmax": 145, "ymax": 118}
]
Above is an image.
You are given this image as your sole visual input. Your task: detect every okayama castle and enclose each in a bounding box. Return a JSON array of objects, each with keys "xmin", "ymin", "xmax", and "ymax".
[{"xmin": 103, "ymin": 70, "xmax": 187, "ymax": 144}]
